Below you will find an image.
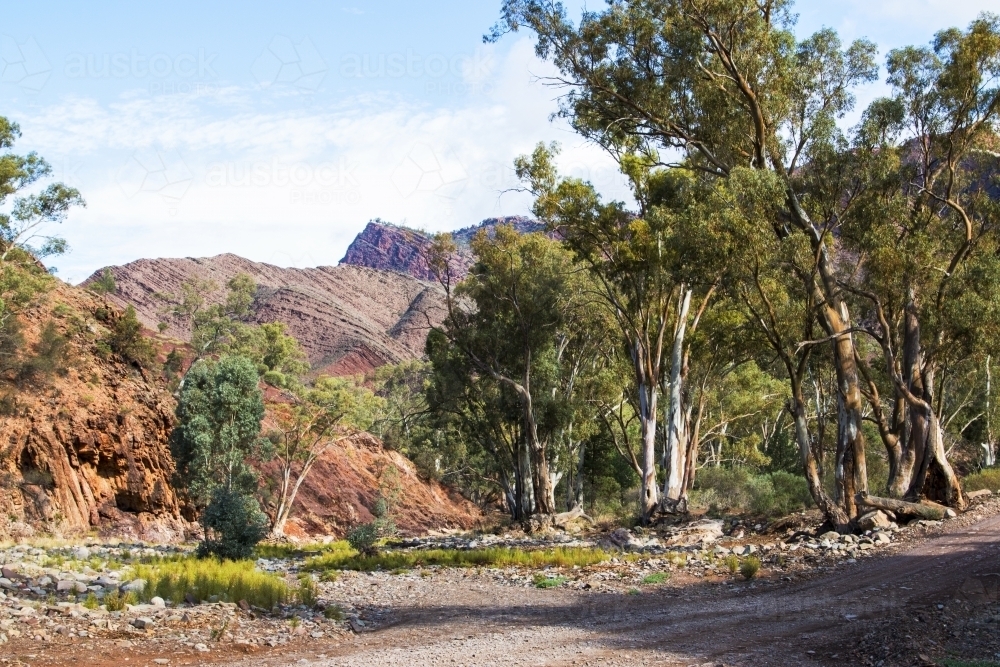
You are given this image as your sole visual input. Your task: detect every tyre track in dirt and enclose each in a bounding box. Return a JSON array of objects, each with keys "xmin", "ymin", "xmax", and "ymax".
[{"xmin": 245, "ymin": 511, "xmax": 999, "ymax": 667}]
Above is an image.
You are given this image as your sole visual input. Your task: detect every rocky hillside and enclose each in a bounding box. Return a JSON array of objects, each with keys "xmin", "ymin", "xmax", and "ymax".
[
  {"xmin": 339, "ymin": 216, "xmax": 543, "ymax": 281},
  {"xmin": 259, "ymin": 431, "xmax": 481, "ymax": 538},
  {"xmin": 84, "ymin": 255, "xmax": 447, "ymax": 376},
  {"xmin": 0, "ymin": 281, "xmax": 186, "ymax": 542},
  {"xmin": 1, "ymin": 278, "xmax": 480, "ymax": 541}
]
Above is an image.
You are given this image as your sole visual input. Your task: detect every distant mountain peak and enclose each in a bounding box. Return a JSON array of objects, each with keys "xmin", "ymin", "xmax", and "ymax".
[{"xmin": 339, "ymin": 216, "xmax": 543, "ymax": 281}]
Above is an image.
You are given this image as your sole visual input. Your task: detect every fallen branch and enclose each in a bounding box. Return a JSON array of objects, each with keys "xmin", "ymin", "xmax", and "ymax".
[{"xmin": 855, "ymin": 492, "xmax": 949, "ymax": 521}]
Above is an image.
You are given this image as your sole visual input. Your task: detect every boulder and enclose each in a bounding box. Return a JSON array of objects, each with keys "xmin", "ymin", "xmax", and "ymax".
[
  {"xmin": 131, "ymin": 617, "xmax": 154, "ymax": 630},
  {"xmin": 857, "ymin": 510, "xmax": 892, "ymax": 531},
  {"xmin": 665, "ymin": 519, "xmax": 724, "ymax": 546}
]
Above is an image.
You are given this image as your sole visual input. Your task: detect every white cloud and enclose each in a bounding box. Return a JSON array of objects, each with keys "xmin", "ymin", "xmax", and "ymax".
[{"xmin": 14, "ymin": 38, "xmax": 628, "ymax": 284}]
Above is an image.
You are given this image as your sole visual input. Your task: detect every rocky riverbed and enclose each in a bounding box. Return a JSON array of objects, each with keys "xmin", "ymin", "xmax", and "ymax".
[{"xmin": 0, "ymin": 491, "xmax": 996, "ymax": 666}]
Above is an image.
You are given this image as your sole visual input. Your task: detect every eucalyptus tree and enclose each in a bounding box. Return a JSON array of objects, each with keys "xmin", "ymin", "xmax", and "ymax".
[
  {"xmin": 494, "ymin": 0, "xmax": 887, "ymax": 528},
  {"xmin": 828, "ymin": 16, "xmax": 1000, "ymax": 508}
]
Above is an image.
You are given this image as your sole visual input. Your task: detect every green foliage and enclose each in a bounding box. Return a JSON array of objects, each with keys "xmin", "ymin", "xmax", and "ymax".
[
  {"xmin": 99, "ymin": 305, "xmax": 155, "ymax": 367},
  {"xmin": 641, "ymin": 572, "xmax": 669, "ymax": 585},
  {"xmin": 533, "ymin": 574, "xmax": 566, "ymax": 589},
  {"xmin": 131, "ymin": 556, "xmax": 287, "ymax": 609},
  {"xmin": 322, "ymin": 605, "xmax": 345, "ymax": 620},
  {"xmin": 171, "ymin": 355, "xmax": 267, "ymax": 504},
  {"xmin": 87, "ymin": 269, "xmax": 116, "ymax": 295},
  {"xmin": 0, "ymin": 116, "xmax": 84, "ymax": 264},
  {"xmin": 963, "ymin": 468, "xmax": 1000, "ymax": 493},
  {"xmin": 722, "ymin": 554, "xmax": 740, "ymax": 575},
  {"xmin": 307, "ymin": 545, "xmax": 608, "ymax": 572},
  {"xmin": 346, "ymin": 490, "xmax": 397, "ymax": 557},
  {"xmin": 16, "ymin": 320, "xmax": 69, "ymax": 382},
  {"xmin": 82, "ymin": 592, "xmax": 99, "ymax": 609},
  {"xmin": 690, "ymin": 468, "xmax": 813, "ymax": 517},
  {"xmin": 103, "ymin": 589, "xmax": 137, "ymax": 611},
  {"xmin": 740, "ymin": 556, "xmax": 761, "ymax": 580},
  {"xmin": 295, "ymin": 574, "xmax": 318, "ymax": 607},
  {"xmin": 197, "ymin": 487, "xmax": 270, "ymax": 560}
]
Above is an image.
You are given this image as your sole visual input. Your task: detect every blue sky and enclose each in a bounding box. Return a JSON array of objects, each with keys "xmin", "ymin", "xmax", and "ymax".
[{"xmin": 1, "ymin": 0, "xmax": 995, "ymax": 282}]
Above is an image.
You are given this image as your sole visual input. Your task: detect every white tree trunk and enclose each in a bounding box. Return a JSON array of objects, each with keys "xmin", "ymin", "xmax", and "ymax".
[{"xmin": 663, "ymin": 287, "xmax": 692, "ymax": 510}]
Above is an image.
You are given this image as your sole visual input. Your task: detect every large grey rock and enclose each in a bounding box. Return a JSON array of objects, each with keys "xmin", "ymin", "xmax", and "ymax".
[
  {"xmin": 857, "ymin": 510, "xmax": 892, "ymax": 531},
  {"xmin": 665, "ymin": 519, "xmax": 724, "ymax": 546},
  {"xmin": 131, "ymin": 616, "xmax": 154, "ymax": 630},
  {"xmin": 121, "ymin": 579, "xmax": 146, "ymax": 594}
]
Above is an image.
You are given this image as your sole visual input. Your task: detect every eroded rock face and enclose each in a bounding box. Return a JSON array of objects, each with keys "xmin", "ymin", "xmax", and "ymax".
[
  {"xmin": 339, "ymin": 216, "xmax": 543, "ymax": 282},
  {"xmin": 0, "ymin": 283, "xmax": 186, "ymax": 542}
]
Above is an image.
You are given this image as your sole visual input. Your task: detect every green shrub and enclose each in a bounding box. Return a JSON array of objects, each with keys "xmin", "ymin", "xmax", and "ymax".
[
  {"xmin": 102, "ymin": 305, "xmax": 155, "ymax": 367},
  {"xmin": 296, "ymin": 574, "xmax": 318, "ymax": 607},
  {"xmin": 691, "ymin": 467, "xmax": 813, "ymax": 517},
  {"xmin": 82, "ymin": 592, "xmax": 99, "ymax": 609},
  {"xmin": 346, "ymin": 496, "xmax": 396, "ymax": 557},
  {"xmin": 963, "ymin": 468, "xmax": 1000, "ymax": 493},
  {"xmin": 723, "ymin": 554, "xmax": 740, "ymax": 574},
  {"xmin": 103, "ymin": 589, "xmax": 136, "ymax": 611},
  {"xmin": 17, "ymin": 320, "xmax": 69, "ymax": 383},
  {"xmin": 740, "ymin": 556, "xmax": 761, "ymax": 580},
  {"xmin": 322, "ymin": 605, "xmax": 345, "ymax": 620},
  {"xmin": 131, "ymin": 556, "xmax": 287, "ymax": 609},
  {"xmin": 88, "ymin": 269, "xmax": 117, "ymax": 295},
  {"xmin": 641, "ymin": 572, "xmax": 669, "ymax": 585},
  {"xmin": 533, "ymin": 574, "xmax": 566, "ymax": 588},
  {"xmin": 197, "ymin": 488, "xmax": 269, "ymax": 561}
]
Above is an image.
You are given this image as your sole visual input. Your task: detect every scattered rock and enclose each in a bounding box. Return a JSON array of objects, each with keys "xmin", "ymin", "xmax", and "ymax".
[
  {"xmin": 132, "ymin": 617, "xmax": 155, "ymax": 630},
  {"xmin": 150, "ymin": 596, "xmax": 165, "ymax": 608},
  {"xmin": 966, "ymin": 489, "xmax": 993, "ymax": 499},
  {"xmin": 857, "ymin": 510, "xmax": 892, "ymax": 531}
]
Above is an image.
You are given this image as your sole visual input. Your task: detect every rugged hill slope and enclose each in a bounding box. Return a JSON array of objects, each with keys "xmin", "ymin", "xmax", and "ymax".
[
  {"xmin": 1, "ymin": 278, "xmax": 480, "ymax": 540},
  {"xmin": 339, "ymin": 216, "xmax": 542, "ymax": 281},
  {"xmin": 84, "ymin": 255, "xmax": 447, "ymax": 376},
  {"xmin": 0, "ymin": 281, "xmax": 185, "ymax": 542},
  {"xmin": 85, "ymin": 217, "xmax": 542, "ymax": 377}
]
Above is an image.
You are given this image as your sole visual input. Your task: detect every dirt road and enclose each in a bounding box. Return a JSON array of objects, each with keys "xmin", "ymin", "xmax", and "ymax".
[{"xmin": 248, "ymin": 512, "xmax": 1000, "ymax": 667}]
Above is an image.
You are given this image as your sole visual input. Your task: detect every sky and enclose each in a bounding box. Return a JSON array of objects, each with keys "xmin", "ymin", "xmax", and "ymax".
[{"xmin": 1, "ymin": 0, "xmax": 996, "ymax": 283}]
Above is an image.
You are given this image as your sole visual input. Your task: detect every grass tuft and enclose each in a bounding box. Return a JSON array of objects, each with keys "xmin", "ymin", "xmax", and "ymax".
[
  {"xmin": 533, "ymin": 574, "xmax": 567, "ymax": 589},
  {"xmin": 740, "ymin": 556, "xmax": 761, "ymax": 580},
  {"xmin": 296, "ymin": 574, "xmax": 318, "ymax": 607},
  {"xmin": 641, "ymin": 572, "xmax": 670, "ymax": 585},
  {"xmin": 307, "ymin": 545, "xmax": 608, "ymax": 573},
  {"xmin": 103, "ymin": 589, "xmax": 136, "ymax": 612},
  {"xmin": 82, "ymin": 592, "xmax": 99, "ymax": 610},
  {"xmin": 723, "ymin": 554, "xmax": 740, "ymax": 574},
  {"xmin": 130, "ymin": 557, "xmax": 287, "ymax": 609}
]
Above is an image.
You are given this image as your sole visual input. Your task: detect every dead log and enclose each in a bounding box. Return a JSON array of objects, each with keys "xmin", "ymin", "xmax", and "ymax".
[
  {"xmin": 553, "ymin": 506, "xmax": 595, "ymax": 528},
  {"xmin": 855, "ymin": 492, "xmax": 948, "ymax": 521}
]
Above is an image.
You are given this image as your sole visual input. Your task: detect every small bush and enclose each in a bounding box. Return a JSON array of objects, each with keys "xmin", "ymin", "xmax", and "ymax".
[
  {"xmin": 197, "ymin": 488, "xmax": 269, "ymax": 561},
  {"xmin": 88, "ymin": 269, "xmax": 117, "ymax": 295},
  {"xmin": 533, "ymin": 574, "xmax": 566, "ymax": 589},
  {"xmin": 641, "ymin": 572, "xmax": 670, "ymax": 585},
  {"xmin": 296, "ymin": 574, "xmax": 318, "ymax": 607},
  {"xmin": 691, "ymin": 467, "xmax": 813, "ymax": 517},
  {"xmin": 17, "ymin": 320, "xmax": 69, "ymax": 383},
  {"xmin": 346, "ymin": 496, "xmax": 397, "ymax": 557},
  {"xmin": 723, "ymin": 554, "xmax": 740, "ymax": 574},
  {"xmin": 102, "ymin": 305, "xmax": 155, "ymax": 367},
  {"xmin": 104, "ymin": 589, "xmax": 137, "ymax": 611},
  {"xmin": 131, "ymin": 556, "xmax": 287, "ymax": 609},
  {"xmin": 322, "ymin": 605, "xmax": 345, "ymax": 621},
  {"xmin": 963, "ymin": 468, "xmax": 1000, "ymax": 493},
  {"xmin": 82, "ymin": 592, "xmax": 99, "ymax": 609},
  {"xmin": 740, "ymin": 556, "xmax": 761, "ymax": 580}
]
